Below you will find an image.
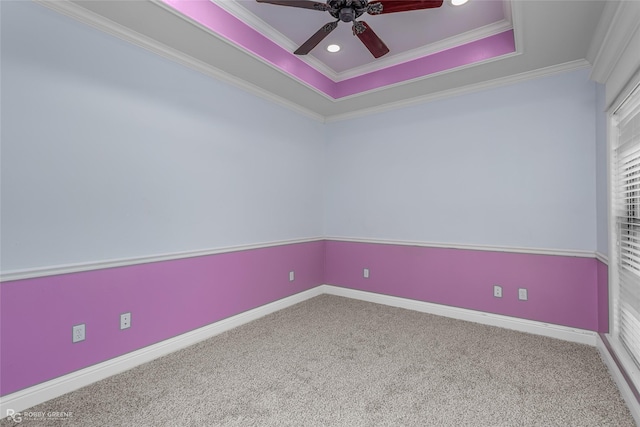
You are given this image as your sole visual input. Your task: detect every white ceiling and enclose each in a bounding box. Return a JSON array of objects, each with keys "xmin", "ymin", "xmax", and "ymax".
[{"xmin": 41, "ymin": 0, "xmax": 607, "ymax": 121}]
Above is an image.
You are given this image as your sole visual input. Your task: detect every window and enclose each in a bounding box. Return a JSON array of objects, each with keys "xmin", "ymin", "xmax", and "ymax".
[{"xmin": 611, "ymin": 81, "xmax": 640, "ymax": 388}]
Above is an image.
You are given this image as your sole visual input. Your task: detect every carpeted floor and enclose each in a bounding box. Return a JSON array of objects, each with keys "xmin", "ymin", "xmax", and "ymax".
[{"xmin": 2, "ymin": 295, "xmax": 636, "ymax": 426}]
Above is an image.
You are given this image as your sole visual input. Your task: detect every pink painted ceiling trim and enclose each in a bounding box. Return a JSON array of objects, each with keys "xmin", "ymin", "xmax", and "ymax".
[
  {"xmin": 335, "ymin": 30, "xmax": 515, "ymax": 98},
  {"xmin": 160, "ymin": 0, "xmax": 337, "ymax": 97},
  {"xmin": 160, "ymin": 0, "xmax": 515, "ymax": 100}
]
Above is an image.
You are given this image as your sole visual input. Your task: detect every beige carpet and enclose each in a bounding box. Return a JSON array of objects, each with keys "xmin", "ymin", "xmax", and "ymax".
[{"xmin": 2, "ymin": 295, "xmax": 635, "ymax": 426}]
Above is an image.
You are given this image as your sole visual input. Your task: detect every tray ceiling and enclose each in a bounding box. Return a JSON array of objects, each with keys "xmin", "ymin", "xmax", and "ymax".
[{"xmin": 38, "ymin": 0, "xmax": 607, "ymax": 121}]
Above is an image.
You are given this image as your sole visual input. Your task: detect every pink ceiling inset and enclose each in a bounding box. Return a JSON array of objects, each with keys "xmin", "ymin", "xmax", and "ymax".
[{"xmin": 160, "ymin": 0, "xmax": 515, "ymax": 99}]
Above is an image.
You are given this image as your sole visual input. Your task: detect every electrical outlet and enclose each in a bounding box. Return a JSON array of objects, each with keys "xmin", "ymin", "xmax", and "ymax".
[
  {"xmin": 363, "ymin": 268, "xmax": 370, "ymax": 278},
  {"xmin": 289, "ymin": 271, "xmax": 295, "ymax": 282},
  {"xmin": 72, "ymin": 324, "xmax": 85, "ymax": 343},
  {"xmin": 493, "ymin": 285, "xmax": 502, "ymax": 298},
  {"xmin": 120, "ymin": 312, "xmax": 131, "ymax": 330},
  {"xmin": 518, "ymin": 288, "xmax": 528, "ymax": 301}
]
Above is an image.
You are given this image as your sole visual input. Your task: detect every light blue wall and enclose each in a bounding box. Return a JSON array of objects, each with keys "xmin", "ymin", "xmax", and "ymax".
[
  {"xmin": 0, "ymin": 2, "xmax": 325, "ymax": 271},
  {"xmin": 325, "ymin": 69, "xmax": 598, "ymax": 252},
  {"xmin": 595, "ymin": 83, "xmax": 609, "ymax": 256},
  {"xmin": 1, "ymin": 2, "xmax": 603, "ymax": 273}
]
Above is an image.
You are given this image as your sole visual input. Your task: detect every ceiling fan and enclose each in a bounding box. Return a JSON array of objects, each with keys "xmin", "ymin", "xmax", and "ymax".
[{"xmin": 256, "ymin": 0, "xmax": 444, "ymax": 58}]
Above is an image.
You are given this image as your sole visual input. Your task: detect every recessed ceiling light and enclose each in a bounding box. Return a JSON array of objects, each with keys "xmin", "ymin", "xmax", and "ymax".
[
  {"xmin": 451, "ymin": 0, "xmax": 469, "ymax": 5},
  {"xmin": 327, "ymin": 44, "xmax": 340, "ymax": 53}
]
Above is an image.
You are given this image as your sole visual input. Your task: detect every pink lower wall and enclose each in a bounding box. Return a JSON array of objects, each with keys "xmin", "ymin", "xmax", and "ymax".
[
  {"xmin": 0, "ymin": 241, "xmax": 325, "ymax": 396},
  {"xmin": 0, "ymin": 239, "xmax": 608, "ymax": 397},
  {"xmin": 325, "ymin": 240, "xmax": 602, "ymax": 332}
]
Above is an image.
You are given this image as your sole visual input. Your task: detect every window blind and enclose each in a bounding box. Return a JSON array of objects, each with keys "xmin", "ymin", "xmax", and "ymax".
[{"xmin": 614, "ymin": 83, "xmax": 640, "ymax": 373}]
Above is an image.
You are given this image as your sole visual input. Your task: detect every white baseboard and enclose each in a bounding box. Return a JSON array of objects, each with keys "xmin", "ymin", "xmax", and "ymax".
[
  {"xmin": 596, "ymin": 336, "xmax": 640, "ymax": 426},
  {"xmin": 0, "ymin": 287, "xmax": 324, "ymax": 417},
  {"xmin": 0, "ymin": 284, "xmax": 599, "ymax": 416},
  {"xmin": 320, "ymin": 285, "xmax": 597, "ymax": 346}
]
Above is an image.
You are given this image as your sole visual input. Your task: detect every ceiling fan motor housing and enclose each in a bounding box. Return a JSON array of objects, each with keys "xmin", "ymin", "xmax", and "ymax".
[
  {"xmin": 339, "ymin": 7, "xmax": 355, "ymax": 21},
  {"xmin": 329, "ymin": 0, "xmax": 367, "ymax": 22}
]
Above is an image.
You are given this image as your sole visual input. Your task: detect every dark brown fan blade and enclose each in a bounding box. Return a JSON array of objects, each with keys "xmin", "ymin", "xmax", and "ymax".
[
  {"xmin": 256, "ymin": 0, "xmax": 329, "ymax": 11},
  {"xmin": 294, "ymin": 21, "xmax": 339, "ymax": 55},
  {"xmin": 353, "ymin": 21, "xmax": 389, "ymax": 58},
  {"xmin": 367, "ymin": 0, "xmax": 443, "ymax": 15}
]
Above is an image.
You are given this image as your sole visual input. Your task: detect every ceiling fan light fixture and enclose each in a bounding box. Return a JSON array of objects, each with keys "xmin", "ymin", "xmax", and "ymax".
[
  {"xmin": 327, "ymin": 44, "xmax": 341, "ymax": 53},
  {"xmin": 257, "ymin": 0, "xmax": 444, "ymax": 57},
  {"xmin": 451, "ymin": 0, "xmax": 469, "ymax": 5}
]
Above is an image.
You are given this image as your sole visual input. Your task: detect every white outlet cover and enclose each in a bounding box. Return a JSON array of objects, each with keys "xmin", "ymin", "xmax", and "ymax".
[
  {"xmin": 363, "ymin": 268, "xmax": 369, "ymax": 278},
  {"xmin": 518, "ymin": 288, "xmax": 528, "ymax": 301},
  {"xmin": 493, "ymin": 285, "xmax": 502, "ymax": 298},
  {"xmin": 72, "ymin": 324, "xmax": 85, "ymax": 343},
  {"xmin": 120, "ymin": 312, "xmax": 131, "ymax": 330},
  {"xmin": 289, "ymin": 271, "xmax": 295, "ymax": 282}
]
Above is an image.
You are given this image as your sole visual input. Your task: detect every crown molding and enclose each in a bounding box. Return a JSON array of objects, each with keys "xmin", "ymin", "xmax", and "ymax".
[
  {"xmin": 214, "ymin": 0, "xmax": 514, "ymax": 83},
  {"xmin": 149, "ymin": 0, "xmax": 338, "ymax": 102},
  {"xmin": 325, "ymin": 59, "xmax": 590, "ymax": 122},
  {"xmin": 29, "ymin": 0, "xmax": 591, "ymax": 124},
  {"xmin": 589, "ymin": 0, "xmax": 640, "ymax": 84},
  {"xmin": 36, "ymin": 0, "xmax": 523, "ymax": 118},
  {"xmin": 34, "ymin": 0, "xmax": 326, "ymax": 122},
  {"xmin": 586, "ymin": 0, "xmax": 618, "ymax": 66},
  {"xmin": 335, "ymin": 19, "xmax": 513, "ymax": 81},
  {"xmin": 211, "ymin": 0, "xmax": 338, "ymax": 79},
  {"xmin": 509, "ymin": 0, "xmax": 524, "ymax": 53},
  {"xmin": 210, "ymin": 0, "xmax": 295, "ymax": 50},
  {"xmin": 502, "ymin": 0, "xmax": 512, "ymax": 25},
  {"xmin": 333, "ymin": 48, "xmax": 519, "ymax": 103}
]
